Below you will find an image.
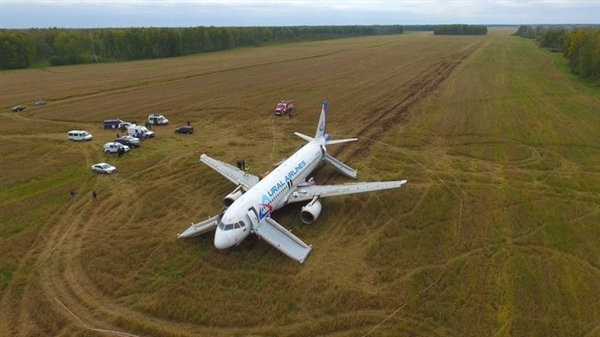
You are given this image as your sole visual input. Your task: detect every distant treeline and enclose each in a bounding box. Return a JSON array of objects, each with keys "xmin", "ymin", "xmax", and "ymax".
[
  {"xmin": 403, "ymin": 25, "xmax": 436, "ymax": 32},
  {"xmin": 433, "ymin": 24, "xmax": 487, "ymax": 35},
  {"xmin": 0, "ymin": 25, "xmax": 403, "ymax": 70},
  {"xmin": 515, "ymin": 25, "xmax": 600, "ymax": 84}
]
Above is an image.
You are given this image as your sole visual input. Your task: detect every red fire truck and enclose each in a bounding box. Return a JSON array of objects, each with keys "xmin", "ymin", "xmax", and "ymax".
[{"xmin": 274, "ymin": 100, "xmax": 294, "ymax": 116}]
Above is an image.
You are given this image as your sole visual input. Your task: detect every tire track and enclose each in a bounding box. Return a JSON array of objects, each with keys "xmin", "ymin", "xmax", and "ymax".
[{"xmin": 318, "ymin": 44, "xmax": 478, "ymax": 182}]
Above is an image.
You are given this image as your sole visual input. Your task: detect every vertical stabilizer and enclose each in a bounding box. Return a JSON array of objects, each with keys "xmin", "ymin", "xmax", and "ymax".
[{"xmin": 314, "ymin": 101, "xmax": 328, "ymax": 139}]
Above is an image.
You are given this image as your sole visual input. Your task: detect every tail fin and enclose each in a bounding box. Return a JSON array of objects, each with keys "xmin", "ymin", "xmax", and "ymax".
[
  {"xmin": 295, "ymin": 101, "xmax": 357, "ymax": 145},
  {"xmin": 314, "ymin": 101, "xmax": 328, "ymax": 139}
]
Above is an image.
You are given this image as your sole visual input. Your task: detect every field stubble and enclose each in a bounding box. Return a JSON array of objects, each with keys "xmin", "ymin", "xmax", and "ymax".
[{"xmin": 1, "ymin": 30, "xmax": 599, "ymax": 336}]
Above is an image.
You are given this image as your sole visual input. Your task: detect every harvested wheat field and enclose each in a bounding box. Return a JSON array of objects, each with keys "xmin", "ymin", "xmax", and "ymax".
[{"xmin": 1, "ymin": 29, "xmax": 599, "ymax": 337}]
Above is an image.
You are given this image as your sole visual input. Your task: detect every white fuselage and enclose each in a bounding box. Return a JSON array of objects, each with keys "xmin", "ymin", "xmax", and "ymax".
[{"xmin": 213, "ymin": 139, "xmax": 324, "ymax": 249}]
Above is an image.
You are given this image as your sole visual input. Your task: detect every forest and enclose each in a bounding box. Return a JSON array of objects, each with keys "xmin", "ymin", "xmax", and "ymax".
[
  {"xmin": 515, "ymin": 25, "xmax": 600, "ymax": 84},
  {"xmin": 433, "ymin": 24, "xmax": 487, "ymax": 35},
  {"xmin": 0, "ymin": 25, "xmax": 403, "ymax": 69}
]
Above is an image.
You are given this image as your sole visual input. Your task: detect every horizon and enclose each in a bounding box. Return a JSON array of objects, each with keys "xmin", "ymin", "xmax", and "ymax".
[{"xmin": 1, "ymin": 1, "xmax": 598, "ymax": 29}]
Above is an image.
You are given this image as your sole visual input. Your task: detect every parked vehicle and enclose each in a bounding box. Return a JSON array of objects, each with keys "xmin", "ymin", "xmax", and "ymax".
[
  {"xmin": 104, "ymin": 119, "xmax": 125, "ymax": 129},
  {"xmin": 11, "ymin": 105, "xmax": 26, "ymax": 112},
  {"xmin": 67, "ymin": 130, "xmax": 93, "ymax": 141},
  {"xmin": 103, "ymin": 142, "xmax": 130, "ymax": 153},
  {"xmin": 148, "ymin": 113, "xmax": 169, "ymax": 125},
  {"xmin": 34, "ymin": 101, "xmax": 47, "ymax": 106},
  {"xmin": 118, "ymin": 121, "xmax": 134, "ymax": 131},
  {"xmin": 114, "ymin": 136, "xmax": 140, "ymax": 148},
  {"xmin": 275, "ymin": 100, "xmax": 294, "ymax": 116},
  {"xmin": 91, "ymin": 162, "xmax": 116, "ymax": 174},
  {"xmin": 175, "ymin": 126, "xmax": 194, "ymax": 134},
  {"xmin": 127, "ymin": 125, "xmax": 155, "ymax": 138}
]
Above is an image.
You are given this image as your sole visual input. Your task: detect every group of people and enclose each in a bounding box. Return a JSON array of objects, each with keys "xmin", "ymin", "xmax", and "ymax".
[
  {"xmin": 71, "ymin": 189, "xmax": 97, "ymax": 202},
  {"xmin": 236, "ymin": 160, "xmax": 250, "ymax": 176}
]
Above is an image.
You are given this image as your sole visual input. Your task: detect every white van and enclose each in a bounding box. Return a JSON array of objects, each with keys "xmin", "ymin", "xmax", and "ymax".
[
  {"xmin": 127, "ymin": 125, "xmax": 155, "ymax": 138},
  {"xmin": 148, "ymin": 113, "xmax": 169, "ymax": 125},
  {"xmin": 67, "ymin": 130, "xmax": 93, "ymax": 141}
]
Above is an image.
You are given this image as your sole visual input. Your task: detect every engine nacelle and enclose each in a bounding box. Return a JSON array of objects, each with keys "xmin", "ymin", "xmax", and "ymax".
[
  {"xmin": 223, "ymin": 189, "xmax": 243, "ymax": 207},
  {"xmin": 300, "ymin": 200, "xmax": 322, "ymax": 224}
]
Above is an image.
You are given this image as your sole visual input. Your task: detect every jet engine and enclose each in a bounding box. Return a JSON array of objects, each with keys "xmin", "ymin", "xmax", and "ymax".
[
  {"xmin": 223, "ymin": 187, "xmax": 244, "ymax": 207},
  {"xmin": 300, "ymin": 198, "xmax": 322, "ymax": 224}
]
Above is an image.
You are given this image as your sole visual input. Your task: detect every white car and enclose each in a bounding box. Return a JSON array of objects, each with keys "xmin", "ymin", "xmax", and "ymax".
[
  {"xmin": 91, "ymin": 162, "xmax": 116, "ymax": 174},
  {"xmin": 103, "ymin": 142, "xmax": 130, "ymax": 154}
]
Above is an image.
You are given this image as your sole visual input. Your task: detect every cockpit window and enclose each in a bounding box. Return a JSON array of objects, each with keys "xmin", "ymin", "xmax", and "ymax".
[{"xmin": 219, "ymin": 221, "xmax": 245, "ymax": 231}]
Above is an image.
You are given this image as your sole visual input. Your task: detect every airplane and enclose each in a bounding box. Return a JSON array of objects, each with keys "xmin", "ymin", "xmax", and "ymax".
[{"xmin": 178, "ymin": 101, "xmax": 407, "ymax": 264}]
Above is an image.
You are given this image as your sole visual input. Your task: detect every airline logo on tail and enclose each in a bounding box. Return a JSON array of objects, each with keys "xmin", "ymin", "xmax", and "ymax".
[{"xmin": 315, "ymin": 101, "xmax": 327, "ymax": 138}]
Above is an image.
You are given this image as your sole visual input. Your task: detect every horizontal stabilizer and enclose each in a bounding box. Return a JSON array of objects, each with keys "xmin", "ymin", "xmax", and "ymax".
[
  {"xmin": 323, "ymin": 153, "xmax": 357, "ymax": 179},
  {"xmin": 325, "ymin": 138, "xmax": 358, "ymax": 145},
  {"xmin": 294, "ymin": 132, "xmax": 314, "ymax": 143},
  {"xmin": 178, "ymin": 215, "xmax": 219, "ymax": 239},
  {"xmin": 254, "ymin": 217, "xmax": 312, "ymax": 264}
]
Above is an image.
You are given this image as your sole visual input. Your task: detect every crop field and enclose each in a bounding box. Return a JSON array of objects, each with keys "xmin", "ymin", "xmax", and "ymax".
[{"xmin": 1, "ymin": 29, "xmax": 599, "ymax": 337}]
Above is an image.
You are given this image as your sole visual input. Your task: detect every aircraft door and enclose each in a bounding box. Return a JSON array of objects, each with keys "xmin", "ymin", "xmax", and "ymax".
[{"xmin": 247, "ymin": 208, "xmax": 259, "ymax": 231}]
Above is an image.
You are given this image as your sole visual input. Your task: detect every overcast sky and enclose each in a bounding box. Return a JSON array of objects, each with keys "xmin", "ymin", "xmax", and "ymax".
[{"xmin": 1, "ymin": 0, "xmax": 598, "ymax": 29}]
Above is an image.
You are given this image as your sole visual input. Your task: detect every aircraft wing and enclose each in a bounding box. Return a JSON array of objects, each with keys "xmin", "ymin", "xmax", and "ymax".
[
  {"xmin": 178, "ymin": 215, "xmax": 219, "ymax": 239},
  {"xmin": 253, "ymin": 217, "xmax": 312, "ymax": 264},
  {"xmin": 287, "ymin": 180, "xmax": 407, "ymax": 203},
  {"xmin": 200, "ymin": 154, "xmax": 260, "ymax": 189}
]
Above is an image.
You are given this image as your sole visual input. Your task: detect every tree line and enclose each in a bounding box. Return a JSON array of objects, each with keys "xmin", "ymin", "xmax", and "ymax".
[
  {"xmin": 0, "ymin": 25, "xmax": 403, "ymax": 70},
  {"xmin": 433, "ymin": 24, "xmax": 487, "ymax": 35},
  {"xmin": 515, "ymin": 25, "xmax": 600, "ymax": 85}
]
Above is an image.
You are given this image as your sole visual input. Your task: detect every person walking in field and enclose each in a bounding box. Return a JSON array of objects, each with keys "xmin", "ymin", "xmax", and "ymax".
[
  {"xmin": 92, "ymin": 190, "xmax": 97, "ymax": 202},
  {"xmin": 70, "ymin": 189, "xmax": 78, "ymax": 200}
]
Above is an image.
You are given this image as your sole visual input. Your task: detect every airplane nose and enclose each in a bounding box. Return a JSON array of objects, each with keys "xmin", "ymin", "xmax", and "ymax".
[{"xmin": 214, "ymin": 229, "xmax": 231, "ymax": 250}]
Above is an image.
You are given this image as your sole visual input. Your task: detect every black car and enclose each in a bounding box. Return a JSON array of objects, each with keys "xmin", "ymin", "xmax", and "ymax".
[
  {"xmin": 114, "ymin": 137, "xmax": 140, "ymax": 148},
  {"xmin": 175, "ymin": 126, "xmax": 194, "ymax": 134}
]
